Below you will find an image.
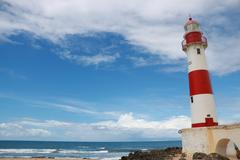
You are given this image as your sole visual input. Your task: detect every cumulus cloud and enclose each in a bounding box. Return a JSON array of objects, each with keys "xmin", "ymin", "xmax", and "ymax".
[
  {"xmin": 0, "ymin": 122, "xmax": 51, "ymax": 138},
  {"xmin": 0, "ymin": 113, "xmax": 190, "ymax": 141},
  {"xmin": 94, "ymin": 113, "xmax": 189, "ymax": 129},
  {"xmin": 0, "ymin": 0, "xmax": 239, "ymax": 74}
]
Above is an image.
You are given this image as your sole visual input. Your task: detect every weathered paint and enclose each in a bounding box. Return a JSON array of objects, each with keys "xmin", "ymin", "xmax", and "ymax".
[{"xmin": 180, "ymin": 124, "xmax": 240, "ymax": 159}]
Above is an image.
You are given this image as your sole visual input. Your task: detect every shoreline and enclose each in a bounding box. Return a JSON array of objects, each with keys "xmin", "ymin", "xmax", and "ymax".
[
  {"xmin": 0, "ymin": 158, "xmax": 95, "ymax": 160},
  {"xmin": 0, "ymin": 147, "xmax": 183, "ymax": 160}
]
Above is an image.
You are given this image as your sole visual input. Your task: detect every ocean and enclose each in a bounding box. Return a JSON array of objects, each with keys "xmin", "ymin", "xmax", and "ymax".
[{"xmin": 0, "ymin": 140, "xmax": 181, "ymax": 160}]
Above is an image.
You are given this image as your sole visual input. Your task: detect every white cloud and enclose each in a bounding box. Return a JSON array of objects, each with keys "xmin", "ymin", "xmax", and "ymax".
[
  {"xmin": 127, "ymin": 56, "xmax": 172, "ymax": 67},
  {"xmin": 0, "ymin": 122, "xmax": 51, "ymax": 138},
  {"xmin": 207, "ymin": 35, "xmax": 240, "ymax": 75},
  {"xmin": 94, "ymin": 113, "xmax": 190, "ymax": 130},
  {"xmin": 0, "ymin": 0, "xmax": 239, "ymax": 74},
  {"xmin": 26, "ymin": 129, "xmax": 51, "ymax": 137},
  {"xmin": 19, "ymin": 118, "xmax": 71, "ymax": 128},
  {"xmin": 128, "ymin": 56, "xmax": 150, "ymax": 67},
  {"xmin": 0, "ymin": 113, "xmax": 190, "ymax": 141},
  {"xmin": 79, "ymin": 53, "xmax": 120, "ymax": 66},
  {"xmin": 56, "ymin": 50, "xmax": 120, "ymax": 66},
  {"xmin": 33, "ymin": 100, "xmax": 121, "ymax": 118}
]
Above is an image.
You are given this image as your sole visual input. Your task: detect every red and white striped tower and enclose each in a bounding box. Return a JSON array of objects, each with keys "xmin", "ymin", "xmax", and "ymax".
[{"xmin": 182, "ymin": 17, "xmax": 218, "ymax": 128}]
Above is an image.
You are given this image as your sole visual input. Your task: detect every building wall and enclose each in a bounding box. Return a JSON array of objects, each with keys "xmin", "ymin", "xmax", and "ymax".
[{"xmin": 181, "ymin": 124, "xmax": 240, "ymax": 159}]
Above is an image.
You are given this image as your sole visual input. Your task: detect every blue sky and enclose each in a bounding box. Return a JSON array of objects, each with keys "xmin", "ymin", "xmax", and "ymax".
[{"xmin": 0, "ymin": 0, "xmax": 240, "ymax": 141}]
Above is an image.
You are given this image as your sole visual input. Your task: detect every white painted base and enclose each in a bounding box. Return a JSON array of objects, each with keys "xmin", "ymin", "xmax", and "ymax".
[{"xmin": 180, "ymin": 124, "xmax": 240, "ymax": 160}]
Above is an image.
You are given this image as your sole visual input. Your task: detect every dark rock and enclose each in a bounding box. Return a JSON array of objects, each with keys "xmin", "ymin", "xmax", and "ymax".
[
  {"xmin": 193, "ymin": 152, "xmax": 230, "ymax": 160},
  {"xmin": 192, "ymin": 152, "xmax": 208, "ymax": 159},
  {"xmin": 178, "ymin": 153, "xmax": 187, "ymax": 160},
  {"xmin": 120, "ymin": 147, "xmax": 182, "ymax": 160},
  {"xmin": 206, "ymin": 153, "xmax": 230, "ymax": 160},
  {"xmin": 237, "ymin": 152, "xmax": 240, "ymax": 160},
  {"xmin": 181, "ymin": 153, "xmax": 186, "ymax": 157},
  {"xmin": 234, "ymin": 143, "xmax": 240, "ymax": 159},
  {"xmin": 121, "ymin": 156, "xmax": 128, "ymax": 160}
]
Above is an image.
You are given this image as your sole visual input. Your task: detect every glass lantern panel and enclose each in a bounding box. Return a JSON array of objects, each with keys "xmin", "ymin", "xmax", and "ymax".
[
  {"xmin": 192, "ymin": 23, "xmax": 199, "ymax": 30},
  {"xmin": 186, "ymin": 23, "xmax": 199, "ymax": 32}
]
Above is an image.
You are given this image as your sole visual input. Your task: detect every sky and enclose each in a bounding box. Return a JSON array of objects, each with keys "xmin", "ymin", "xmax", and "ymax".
[{"xmin": 0, "ymin": 0, "xmax": 240, "ymax": 141}]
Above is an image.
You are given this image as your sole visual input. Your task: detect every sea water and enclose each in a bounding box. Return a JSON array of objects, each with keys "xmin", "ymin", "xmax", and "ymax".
[{"xmin": 0, "ymin": 140, "xmax": 181, "ymax": 160}]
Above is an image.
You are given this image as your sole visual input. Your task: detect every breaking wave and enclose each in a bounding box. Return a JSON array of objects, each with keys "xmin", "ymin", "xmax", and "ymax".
[{"xmin": 0, "ymin": 149, "xmax": 108, "ymax": 154}]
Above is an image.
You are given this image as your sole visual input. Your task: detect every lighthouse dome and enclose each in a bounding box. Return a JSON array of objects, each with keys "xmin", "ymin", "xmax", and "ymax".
[{"xmin": 184, "ymin": 17, "xmax": 200, "ymax": 32}]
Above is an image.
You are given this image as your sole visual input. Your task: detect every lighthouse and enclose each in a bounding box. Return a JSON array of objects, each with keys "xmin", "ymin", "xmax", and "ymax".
[
  {"xmin": 180, "ymin": 18, "xmax": 240, "ymax": 159},
  {"xmin": 182, "ymin": 17, "xmax": 218, "ymax": 128}
]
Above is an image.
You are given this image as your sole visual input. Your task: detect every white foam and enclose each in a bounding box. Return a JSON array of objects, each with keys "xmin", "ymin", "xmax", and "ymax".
[
  {"xmin": 100, "ymin": 157, "xmax": 121, "ymax": 160},
  {"xmin": 0, "ymin": 149, "xmax": 109, "ymax": 154},
  {"xmin": 0, "ymin": 149, "xmax": 56, "ymax": 154},
  {"xmin": 59, "ymin": 150, "xmax": 108, "ymax": 154}
]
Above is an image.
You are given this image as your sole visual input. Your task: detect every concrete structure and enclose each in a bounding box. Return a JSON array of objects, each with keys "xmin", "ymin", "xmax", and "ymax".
[
  {"xmin": 180, "ymin": 17, "xmax": 240, "ymax": 160},
  {"xmin": 182, "ymin": 17, "xmax": 218, "ymax": 128},
  {"xmin": 181, "ymin": 124, "xmax": 240, "ymax": 159}
]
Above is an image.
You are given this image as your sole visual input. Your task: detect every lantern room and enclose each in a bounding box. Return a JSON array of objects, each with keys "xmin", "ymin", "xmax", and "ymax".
[
  {"xmin": 184, "ymin": 17, "xmax": 200, "ymax": 33},
  {"xmin": 182, "ymin": 17, "xmax": 208, "ymax": 51}
]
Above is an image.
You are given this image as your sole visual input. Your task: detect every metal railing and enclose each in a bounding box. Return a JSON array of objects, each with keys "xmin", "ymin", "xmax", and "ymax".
[{"xmin": 182, "ymin": 36, "xmax": 208, "ymax": 51}]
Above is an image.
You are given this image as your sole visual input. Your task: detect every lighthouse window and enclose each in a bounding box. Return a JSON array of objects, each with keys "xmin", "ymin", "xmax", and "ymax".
[
  {"xmin": 191, "ymin": 96, "xmax": 193, "ymax": 103},
  {"xmin": 197, "ymin": 48, "xmax": 201, "ymax": 54}
]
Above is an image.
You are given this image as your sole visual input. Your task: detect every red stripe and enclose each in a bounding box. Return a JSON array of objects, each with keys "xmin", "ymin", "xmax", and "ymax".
[
  {"xmin": 185, "ymin": 31, "xmax": 202, "ymax": 44},
  {"xmin": 189, "ymin": 70, "xmax": 213, "ymax": 96},
  {"xmin": 192, "ymin": 118, "xmax": 218, "ymax": 128}
]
